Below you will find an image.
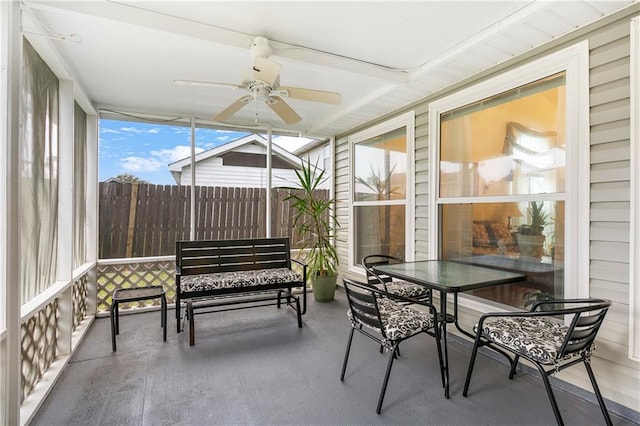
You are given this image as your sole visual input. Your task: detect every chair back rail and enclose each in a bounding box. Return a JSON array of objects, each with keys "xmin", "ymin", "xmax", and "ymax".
[
  {"xmin": 343, "ymin": 280, "xmax": 384, "ymax": 332},
  {"xmin": 560, "ymin": 302, "xmax": 609, "ymax": 357},
  {"xmin": 362, "ymin": 254, "xmax": 405, "ymax": 286}
]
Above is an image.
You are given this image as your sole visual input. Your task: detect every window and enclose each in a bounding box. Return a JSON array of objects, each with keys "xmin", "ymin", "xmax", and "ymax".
[
  {"xmin": 349, "ymin": 112, "xmax": 414, "ymax": 271},
  {"xmin": 430, "ymin": 43, "xmax": 589, "ymax": 309}
]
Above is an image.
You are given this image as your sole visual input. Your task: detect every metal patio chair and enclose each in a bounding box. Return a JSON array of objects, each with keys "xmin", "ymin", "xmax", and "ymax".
[
  {"xmin": 340, "ymin": 278, "xmax": 444, "ymax": 414},
  {"xmin": 463, "ymin": 298, "xmax": 612, "ymax": 426},
  {"xmin": 362, "ymin": 254, "xmax": 432, "ymax": 303}
]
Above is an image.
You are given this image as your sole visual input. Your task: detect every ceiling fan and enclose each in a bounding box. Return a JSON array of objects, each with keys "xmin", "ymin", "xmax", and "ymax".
[{"xmin": 175, "ymin": 36, "xmax": 341, "ymax": 125}]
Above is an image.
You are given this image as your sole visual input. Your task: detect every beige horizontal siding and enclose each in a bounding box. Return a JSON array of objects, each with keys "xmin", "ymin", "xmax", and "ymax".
[
  {"xmin": 592, "ymin": 141, "xmax": 630, "ymax": 163},
  {"xmin": 591, "ymin": 119, "xmax": 631, "ymax": 145},
  {"xmin": 590, "ymin": 57, "xmax": 630, "ymax": 86},
  {"xmin": 333, "ymin": 8, "xmax": 640, "ymax": 414},
  {"xmin": 591, "ymin": 201, "xmax": 630, "ymax": 221},
  {"xmin": 591, "ymin": 221, "xmax": 630, "ymax": 242},
  {"xmin": 590, "ymin": 258, "xmax": 629, "ymax": 283},
  {"xmin": 591, "ymin": 160, "xmax": 630, "ymax": 182},
  {"xmin": 591, "ymin": 181, "xmax": 630, "ymax": 202}
]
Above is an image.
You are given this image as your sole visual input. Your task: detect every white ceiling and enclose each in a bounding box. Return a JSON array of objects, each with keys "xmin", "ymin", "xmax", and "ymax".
[{"xmin": 22, "ymin": 1, "xmax": 636, "ymax": 138}]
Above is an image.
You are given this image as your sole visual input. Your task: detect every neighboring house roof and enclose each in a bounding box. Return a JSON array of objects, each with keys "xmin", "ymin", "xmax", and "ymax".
[
  {"xmin": 168, "ymin": 133, "xmax": 303, "ymax": 183},
  {"xmin": 293, "ymin": 137, "xmax": 330, "ymax": 158}
]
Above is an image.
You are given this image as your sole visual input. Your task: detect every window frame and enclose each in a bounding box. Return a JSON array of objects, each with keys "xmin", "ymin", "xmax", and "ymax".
[
  {"xmin": 348, "ymin": 111, "xmax": 415, "ymax": 274},
  {"xmin": 630, "ymin": 16, "xmax": 640, "ymax": 362},
  {"xmin": 428, "ymin": 42, "xmax": 590, "ymax": 311}
]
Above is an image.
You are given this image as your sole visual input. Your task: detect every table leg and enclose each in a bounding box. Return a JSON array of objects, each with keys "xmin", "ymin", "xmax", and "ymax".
[{"xmin": 439, "ymin": 290, "xmax": 450, "ymax": 399}]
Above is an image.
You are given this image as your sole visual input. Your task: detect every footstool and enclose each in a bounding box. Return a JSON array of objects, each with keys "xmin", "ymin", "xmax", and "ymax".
[{"xmin": 110, "ymin": 285, "xmax": 167, "ymax": 351}]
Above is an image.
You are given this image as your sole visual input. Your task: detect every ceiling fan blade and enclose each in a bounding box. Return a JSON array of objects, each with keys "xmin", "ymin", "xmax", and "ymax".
[
  {"xmin": 174, "ymin": 79, "xmax": 243, "ymax": 90},
  {"xmin": 267, "ymin": 96, "xmax": 301, "ymax": 124},
  {"xmin": 278, "ymin": 86, "xmax": 341, "ymax": 105},
  {"xmin": 213, "ymin": 95, "xmax": 252, "ymax": 122},
  {"xmin": 252, "ymin": 56, "xmax": 281, "ymax": 85}
]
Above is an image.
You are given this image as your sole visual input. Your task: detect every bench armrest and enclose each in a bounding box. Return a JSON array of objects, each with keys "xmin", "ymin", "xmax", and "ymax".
[{"xmin": 291, "ymin": 259, "xmax": 307, "ymax": 280}]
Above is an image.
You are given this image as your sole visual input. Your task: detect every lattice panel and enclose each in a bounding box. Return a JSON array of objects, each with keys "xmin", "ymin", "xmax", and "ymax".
[
  {"xmin": 97, "ymin": 260, "xmax": 176, "ymax": 312},
  {"xmin": 72, "ymin": 274, "xmax": 88, "ymax": 330},
  {"xmin": 21, "ymin": 300, "xmax": 58, "ymax": 403}
]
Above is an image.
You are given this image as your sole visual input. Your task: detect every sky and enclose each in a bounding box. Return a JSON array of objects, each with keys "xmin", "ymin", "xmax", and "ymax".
[{"xmin": 99, "ymin": 119, "xmax": 313, "ymax": 184}]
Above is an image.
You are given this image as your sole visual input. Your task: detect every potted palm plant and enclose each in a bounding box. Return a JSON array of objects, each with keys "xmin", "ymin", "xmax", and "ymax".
[
  {"xmin": 286, "ymin": 158, "xmax": 339, "ymax": 302},
  {"xmin": 516, "ymin": 201, "xmax": 549, "ymax": 260}
]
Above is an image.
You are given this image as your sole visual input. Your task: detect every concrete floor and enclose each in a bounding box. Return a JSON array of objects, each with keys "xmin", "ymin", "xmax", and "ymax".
[{"xmin": 33, "ymin": 288, "xmax": 638, "ymax": 425}]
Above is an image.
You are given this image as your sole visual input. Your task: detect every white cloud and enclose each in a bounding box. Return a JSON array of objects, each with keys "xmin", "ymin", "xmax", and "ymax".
[
  {"xmin": 121, "ymin": 156, "xmax": 164, "ymax": 172},
  {"xmin": 100, "ymin": 128, "xmax": 120, "ymax": 134},
  {"xmin": 151, "ymin": 145, "xmax": 204, "ymax": 163},
  {"xmin": 120, "ymin": 126, "xmax": 161, "ymax": 134},
  {"xmin": 121, "ymin": 145, "xmax": 204, "ymax": 172}
]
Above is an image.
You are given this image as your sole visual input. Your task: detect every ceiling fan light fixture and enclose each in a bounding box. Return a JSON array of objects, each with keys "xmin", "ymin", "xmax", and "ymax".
[{"xmin": 178, "ymin": 36, "xmax": 341, "ymax": 125}]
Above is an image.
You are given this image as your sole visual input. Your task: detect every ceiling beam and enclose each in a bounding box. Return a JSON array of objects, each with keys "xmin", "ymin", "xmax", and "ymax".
[{"xmin": 27, "ymin": 0, "xmax": 409, "ymax": 84}]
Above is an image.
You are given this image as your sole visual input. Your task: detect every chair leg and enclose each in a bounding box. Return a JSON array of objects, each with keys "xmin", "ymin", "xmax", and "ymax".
[
  {"xmin": 295, "ymin": 296, "xmax": 302, "ymax": 328},
  {"xmin": 340, "ymin": 328, "xmax": 355, "ymax": 381},
  {"xmin": 462, "ymin": 333, "xmax": 483, "ymax": 397},
  {"xmin": 176, "ymin": 298, "xmax": 182, "ymax": 333},
  {"xmin": 508, "ymin": 354, "xmax": 520, "ymax": 379},
  {"xmin": 188, "ymin": 301, "xmax": 195, "ymax": 347},
  {"xmin": 377, "ymin": 342, "xmax": 399, "ymax": 414},
  {"xmin": 110, "ymin": 302, "xmax": 118, "ymax": 352},
  {"xmin": 584, "ymin": 358, "xmax": 613, "ymax": 426},
  {"xmin": 161, "ymin": 294, "xmax": 167, "ymax": 342},
  {"xmin": 537, "ymin": 365, "xmax": 564, "ymax": 426}
]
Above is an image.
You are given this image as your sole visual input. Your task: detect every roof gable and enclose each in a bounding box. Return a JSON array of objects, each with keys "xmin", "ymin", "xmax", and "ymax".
[{"xmin": 168, "ymin": 133, "xmax": 302, "ymax": 172}]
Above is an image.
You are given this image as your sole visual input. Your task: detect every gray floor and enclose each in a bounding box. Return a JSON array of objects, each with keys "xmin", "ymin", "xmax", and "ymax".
[{"xmin": 33, "ymin": 288, "xmax": 637, "ymax": 426}]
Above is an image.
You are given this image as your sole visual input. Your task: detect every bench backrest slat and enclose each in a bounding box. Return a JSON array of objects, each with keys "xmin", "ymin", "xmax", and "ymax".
[{"xmin": 176, "ymin": 238, "xmax": 292, "ymax": 276}]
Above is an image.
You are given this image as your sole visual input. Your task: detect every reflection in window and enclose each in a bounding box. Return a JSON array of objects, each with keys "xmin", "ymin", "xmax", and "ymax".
[
  {"xmin": 504, "ymin": 122, "xmax": 565, "ymax": 195},
  {"xmin": 352, "ymin": 125, "xmax": 409, "ymax": 264},
  {"xmin": 438, "ymin": 72, "xmax": 567, "ymax": 309},
  {"xmin": 355, "ymin": 205, "xmax": 406, "ymax": 262},
  {"xmin": 442, "ymin": 202, "xmax": 564, "ymax": 309},
  {"xmin": 439, "ymin": 73, "xmax": 565, "ymax": 198},
  {"xmin": 354, "ymin": 127, "xmax": 406, "ymax": 202}
]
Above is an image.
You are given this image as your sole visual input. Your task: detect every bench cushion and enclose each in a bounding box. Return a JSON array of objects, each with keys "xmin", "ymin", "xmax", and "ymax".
[{"xmin": 180, "ymin": 268, "xmax": 303, "ymax": 292}]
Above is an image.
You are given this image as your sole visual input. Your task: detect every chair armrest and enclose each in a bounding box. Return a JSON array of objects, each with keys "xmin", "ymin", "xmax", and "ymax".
[{"xmin": 291, "ymin": 258, "xmax": 307, "ymax": 281}]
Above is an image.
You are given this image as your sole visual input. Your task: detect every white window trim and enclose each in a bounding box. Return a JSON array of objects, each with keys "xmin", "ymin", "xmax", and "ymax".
[
  {"xmin": 347, "ymin": 111, "xmax": 415, "ymax": 275},
  {"xmin": 428, "ymin": 41, "xmax": 590, "ymax": 309},
  {"xmin": 629, "ymin": 16, "xmax": 640, "ymax": 362}
]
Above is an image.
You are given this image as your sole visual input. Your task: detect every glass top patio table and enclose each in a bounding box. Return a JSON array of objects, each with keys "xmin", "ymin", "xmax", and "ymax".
[
  {"xmin": 373, "ymin": 260, "xmax": 525, "ymax": 399},
  {"xmin": 373, "ymin": 260, "xmax": 525, "ymax": 293}
]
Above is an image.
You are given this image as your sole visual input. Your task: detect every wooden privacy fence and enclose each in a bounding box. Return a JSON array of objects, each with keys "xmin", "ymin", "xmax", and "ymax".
[{"xmin": 99, "ymin": 181, "xmax": 327, "ymax": 259}]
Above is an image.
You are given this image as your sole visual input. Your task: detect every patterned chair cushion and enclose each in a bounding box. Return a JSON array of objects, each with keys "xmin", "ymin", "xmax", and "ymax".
[
  {"xmin": 180, "ymin": 268, "xmax": 303, "ymax": 292},
  {"xmin": 482, "ymin": 316, "xmax": 568, "ymax": 365},
  {"xmin": 348, "ymin": 299, "xmax": 434, "ymax": 341},
  {"xmin": 386, "ymin": 281, "xmax": 430, "ymax": 298}
]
